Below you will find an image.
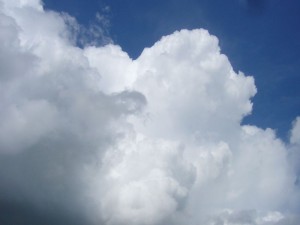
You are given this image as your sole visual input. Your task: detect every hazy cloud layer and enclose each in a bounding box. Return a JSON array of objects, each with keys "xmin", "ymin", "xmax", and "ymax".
[{"xmin": 0, "ymin": 0, "xmax": 299, "ymax": 225}]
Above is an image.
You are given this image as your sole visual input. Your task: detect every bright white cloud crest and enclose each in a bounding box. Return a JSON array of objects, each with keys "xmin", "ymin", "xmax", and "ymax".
[{"xmin": 0, "ymin": 0, "xmax": 299, "ymax": 225}]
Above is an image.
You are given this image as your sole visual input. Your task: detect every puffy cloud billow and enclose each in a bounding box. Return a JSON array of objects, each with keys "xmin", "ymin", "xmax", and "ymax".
[{"xmin": 0, "ymin": 0, "xmax": 299, "ymax": 224}]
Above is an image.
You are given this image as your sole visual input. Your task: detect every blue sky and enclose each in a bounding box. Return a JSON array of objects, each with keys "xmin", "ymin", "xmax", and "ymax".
[{"xmin": 43, "ymin": 0, "xmax": 300, "ymax": 140}]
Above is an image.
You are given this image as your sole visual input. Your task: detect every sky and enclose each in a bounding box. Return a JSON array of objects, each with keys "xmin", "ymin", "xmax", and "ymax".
[
  {"xmin": 0, "ymin": 0, "xmax": 300, "ymax": 225},
  {"xmin": 42, "ymin": 0, "xmax": 300, "ymax": 140}
]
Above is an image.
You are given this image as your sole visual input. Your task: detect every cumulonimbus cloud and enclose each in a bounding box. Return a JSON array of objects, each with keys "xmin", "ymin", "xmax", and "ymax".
[{"xmin": 0, "ymin": 0, "xmax": 299, "ymax": 225}]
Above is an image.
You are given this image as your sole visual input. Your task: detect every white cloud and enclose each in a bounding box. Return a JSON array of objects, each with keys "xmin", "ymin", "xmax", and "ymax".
[
  {"xmin": 290, "ymin": 117, "xmax": 300, "ymax": 145},
  {"xmin": 0, "ymin": 0, "xmax": 299, "ymax": 225},
  {"xmin": 288, "ymin": 117, "xmax": 300, "ymax": 211}
]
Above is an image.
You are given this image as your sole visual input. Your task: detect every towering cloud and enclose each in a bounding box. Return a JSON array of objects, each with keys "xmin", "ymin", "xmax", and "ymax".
[{"xmin": 0, "ymin": 0, "xmax": 299, "ymax": 224}]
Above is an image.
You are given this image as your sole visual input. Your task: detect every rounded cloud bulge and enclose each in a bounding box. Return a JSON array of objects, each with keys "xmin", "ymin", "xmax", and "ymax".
[{"xmin": 0, "ymin": 0, "xmax": 299, "ymax": 225}]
